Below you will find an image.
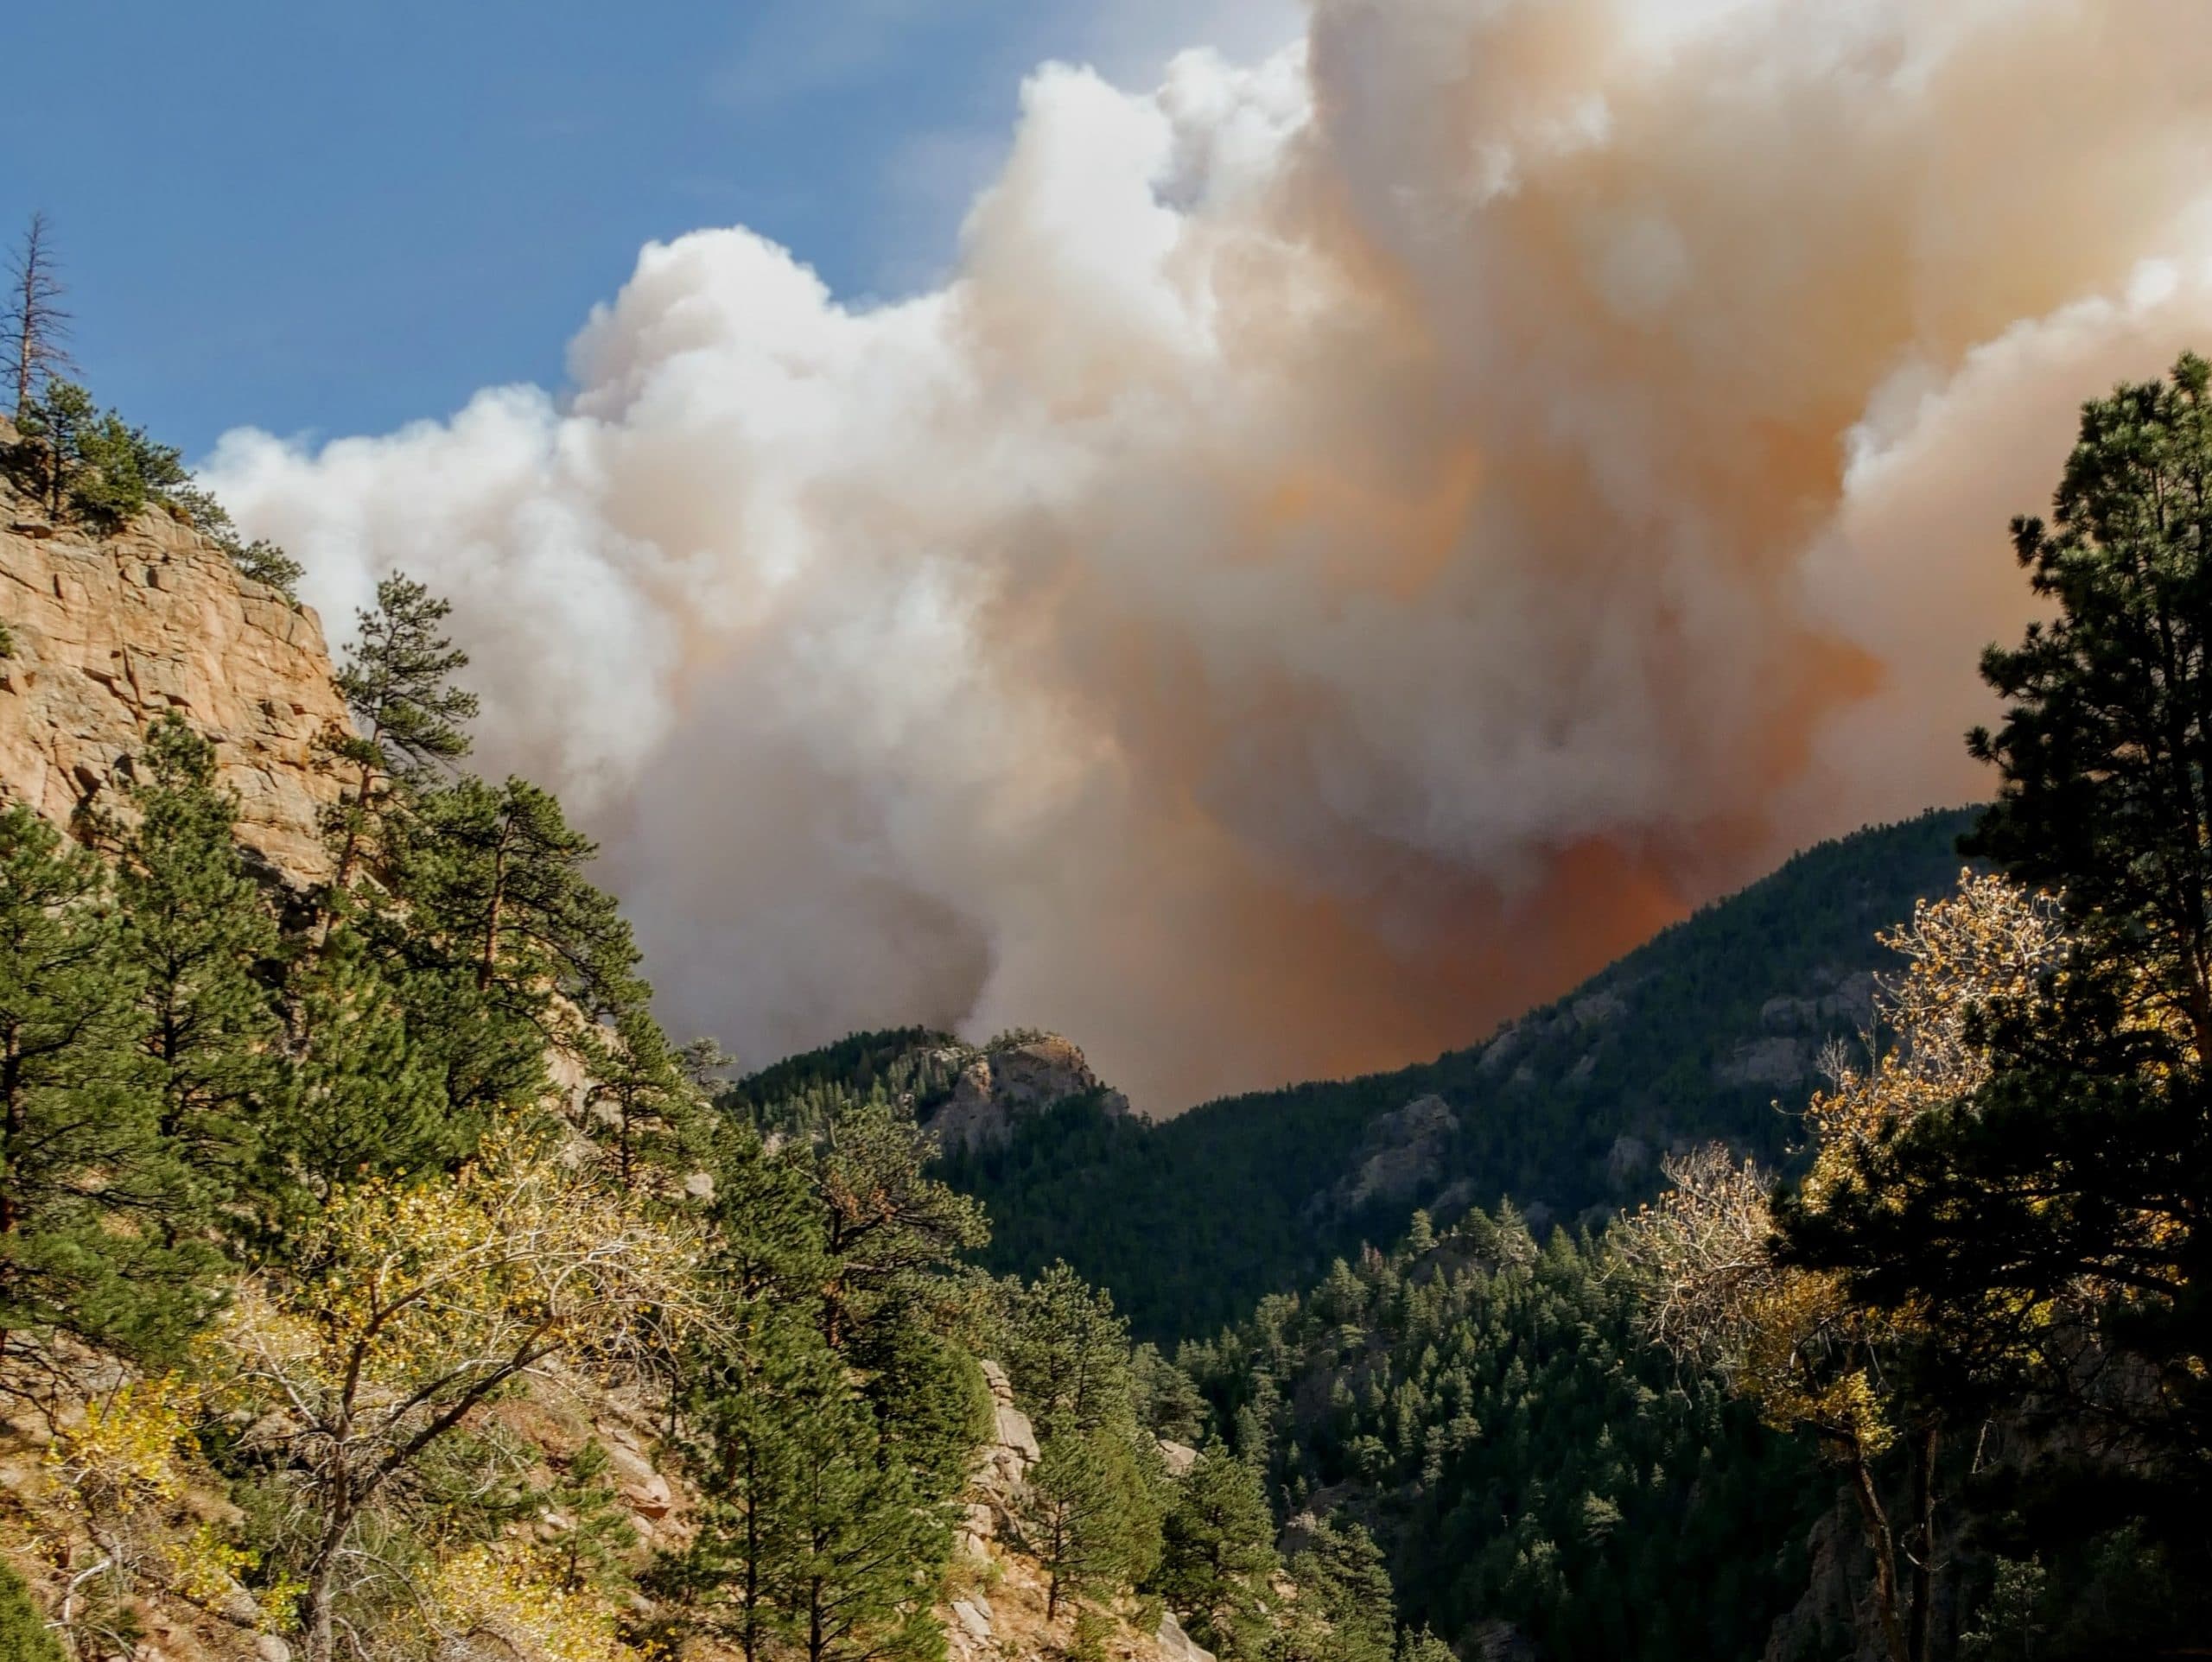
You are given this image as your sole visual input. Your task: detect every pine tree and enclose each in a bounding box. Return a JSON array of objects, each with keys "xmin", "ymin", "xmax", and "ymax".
[
  {"xmin": 1156, "ymin": 1443, "xmax": 1281, "ymax": 1661},
  {"xmin": 545, "ymin": 1439, "xmax": 640, "ymax": 1594},
  {"xmin": 583, "ymin": 1004, "xmax": 700, "ymax": 1193},
  {"xmin": 11, "ymin": 379, "xmax": 91, "ymax": 518},
  {"xmin": 1031, "ymin": 1426, "xmax": 1153, "ymax": 1619},
  {"xmin": 12, "ymin": 378, "xmax": 188, "ymax": 527},
  {"xmin": 1001, "ymin": 1261, "xmax": 1137, "ymax": 1443},
  {"xmin": 1276, "ymin": 1520, "xmax": 1395, "ymax": 1662},
  {"xmin": 772, "ymin": 1342, "xmax": 953, "ymax": 1662},
  {"xmin": 262, "ymin": 923, "xmax": 457, "ymax": 1214},
  {"xmin": 673, "ymin": 1307, "xmax": 817, "ymax": 1662},
  {"xmin": 1134, "ymin": 1342, "xmax": 1208, "ymax": 1444},
  {"xmin": 802, "ymin": 1089, "xmax": 988, "ymax": 1352},
  {"xmin": 676, "ymin": 1113, "xmax": 981, "ymax": 1662},
  {"xmin": 5, "ymin": 211, "xmax": 73, "ymax": 416},
  {"xmin": 0, "ymin": 806, "xmax": 213, "ymax": 1363},
  {"xmin": 1393, "ymin": 1629, "xmax": 1454, "ymax": 1662},
  {"xmin": 401, "ymin": 775, "xmax": 639, "ymax": 1024},
  {"xmin": 1788, "ymin": 351, "xmax": 2212, "ymax": 1505},
  {"xmin": 323, "ymin": 572, "xmax": 478, "ymax": 893},
  {"xmin": 109, "ymin": 716, "xmax": 282, "ymax": 1220}
]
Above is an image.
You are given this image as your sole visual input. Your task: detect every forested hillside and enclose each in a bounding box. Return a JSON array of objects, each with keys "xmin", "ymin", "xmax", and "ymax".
[
  {"xmin": 1178, "ymin": 1208, "xmax": 1824, "ymax": 1662},
  {"xmin": 8, "ymin": 236, "xmax": 2212, "ymax": 1662},
  {"xmin": 746, "ymin": 809, "xmax": 1977, "ymax": 1340}
]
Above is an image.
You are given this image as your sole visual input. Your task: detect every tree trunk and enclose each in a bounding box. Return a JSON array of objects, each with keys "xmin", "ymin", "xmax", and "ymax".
[
  {"xmin": 1907, "ymin": 1424, "xmax": 1940, "ymax": 1662},
  {"xmin": 1844, "ymin": 1448, "xmax": 1910, "ymax": 1662},
  {"xmin": 302, "ymin": 1484, "xmax": 354, "ymax": 1662},
  {"xmin": 477, "ymin": 814, "xmax": 513, "ymax": 993},
  {"xmin": 304, "ymin": 1558, "xmax": 337, "ymax": 1662}
]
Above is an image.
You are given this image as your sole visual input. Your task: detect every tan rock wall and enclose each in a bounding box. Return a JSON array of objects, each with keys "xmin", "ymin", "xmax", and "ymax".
[{"xmin": 0, "ymin": 473, "xmax": 347, "ymax": 885}]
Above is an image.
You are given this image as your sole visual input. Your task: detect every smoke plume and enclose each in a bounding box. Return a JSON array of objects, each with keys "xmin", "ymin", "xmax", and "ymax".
[{"xmin": 207, "ymin": 0, "xmax": 2212, "ymax": 1109}]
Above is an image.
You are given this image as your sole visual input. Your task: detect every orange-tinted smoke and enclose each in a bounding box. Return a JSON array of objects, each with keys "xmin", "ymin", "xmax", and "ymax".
[{"xmin": 205, "ymin": 0, "xmax": 2212, "ymax": 1111}]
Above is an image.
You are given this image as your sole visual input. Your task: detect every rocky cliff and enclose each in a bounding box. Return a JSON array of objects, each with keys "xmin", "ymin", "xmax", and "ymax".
[
  {"xmin": 925, "ymin": 1035, "xmax": 1133, "ymax": 1152},
  {"xmin": 0, "ymin": 435, "xmax": 346, "ymax": 882}
]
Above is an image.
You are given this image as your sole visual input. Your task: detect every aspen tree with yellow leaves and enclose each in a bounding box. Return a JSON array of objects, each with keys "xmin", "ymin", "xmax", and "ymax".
[{"xmin": 207, "ymin": 1126, "xmax": 710, "ymax": 1662}]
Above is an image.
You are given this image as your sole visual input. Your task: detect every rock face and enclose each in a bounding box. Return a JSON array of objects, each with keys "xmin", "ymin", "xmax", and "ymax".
[
  {"xmin": 1154, "ymin": 1611, "xmax": 1217, "ymax": 1662},
  {"xmin": 1319, "ymin": 1094, "xmax": 1460, "ymax": 1215},
  {"xmin": 928, "ymin": 1036, "xmax": 1131, "ymax": 1152},
  {"xmin": 0, "ymin": 458, "xmax": 347, "ymax": 884},
  {"xmin": 958, "ymin": 1360, "xmax": 1042, "ymax": 1558},
  {"xmin": 949, "ymin": 1361, "xmax": 1209, "ymax": 1662}
]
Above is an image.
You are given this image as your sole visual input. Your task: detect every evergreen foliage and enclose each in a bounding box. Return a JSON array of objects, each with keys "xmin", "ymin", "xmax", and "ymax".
[
  {"xmin": 1778, "ymin": 352, "xmax": 2212, "ymax": 1656},
  {"xmin": 106, "ymin": 716, "xmax": 283, "ymax": 1217},
  {"xmin": 671, "ymin": 1104, "xmax": 989, "ymax": 1662},
  {"xmin": 1273, "ymin": 1519, "xmax": 1395, "ymax": 1662},
  {"xmin": 546, "ymin": 1439, "xmax": 642, "ymax": 1594},
  {"xmin": 323, "ymin": 572, "xmax": 479, "ymax": 895},
  {"xmin": 10, "ymin": 377, "xmax": 188, "ymax": 525},
  {"xmin": 757, "ymin": 809, "xmax": 1977, "ymax": 1342},
  {"xmin": 0, "ymin": 804, "xmax": 214, "ymax": 1364},
  {"xmin": 263, "ymin": 920, "xmax": 454, "ymax": 1210},
  {"xmin": 0, "ymin": 1557, "xmax": 61, "ymax": 1662},
  {"xmin": 1179, "ymin": 1211, "xmax": 1821, "ymax": 1662},
  {"xmin": 1031, "ymin": 1426, "xmax": 1156, "ymax": 1620},
  {"xmin": 1154, "ymin": 1442, "xmax": 1280, "ymax": 1662}
]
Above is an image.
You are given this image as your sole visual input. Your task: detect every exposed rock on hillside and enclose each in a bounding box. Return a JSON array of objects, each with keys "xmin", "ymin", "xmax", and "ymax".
[
  {"xmin": 1318, "ymin": 1094, "xmax": 1460, "ymax": 1216},
  {"xmin": 926, "ymin": 1035, "xmax": 1131, "ymax": 1151},
  {"xmin": 949, "ymin": 1361, "xmax": 1208, "ymax": 1662},
  {"xmin": 0, "ymin": 449, "xmax": 346, "ymax": 883}
]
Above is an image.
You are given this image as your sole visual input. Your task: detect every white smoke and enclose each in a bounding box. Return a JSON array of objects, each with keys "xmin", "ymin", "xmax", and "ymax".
[{"xmin": 207, "ymin": 0, "xmax": 2212, "ymax": 1109}]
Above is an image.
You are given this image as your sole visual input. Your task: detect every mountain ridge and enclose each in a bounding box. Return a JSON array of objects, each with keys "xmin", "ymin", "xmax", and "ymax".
[{"xmin": 734, "ymin": 806, "xmax": 1982, "ymax": 1340}]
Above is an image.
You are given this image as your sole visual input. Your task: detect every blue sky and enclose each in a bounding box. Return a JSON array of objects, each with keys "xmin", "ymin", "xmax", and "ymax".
[{"xmin": 8, "ymin": 0, "xmax": 1292, "ymax": 458}]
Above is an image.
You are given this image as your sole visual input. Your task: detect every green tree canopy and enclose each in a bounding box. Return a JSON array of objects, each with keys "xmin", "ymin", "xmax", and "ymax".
[{"xmin": 0, "ymin": 806, "xmax": 215, "ymax": 1364}]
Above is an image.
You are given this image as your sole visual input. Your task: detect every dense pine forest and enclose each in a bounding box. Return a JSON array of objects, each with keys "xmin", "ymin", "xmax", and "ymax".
[{"xmin": 4, "ymin": 213, "xmax": 2212, "ymax": 1662}]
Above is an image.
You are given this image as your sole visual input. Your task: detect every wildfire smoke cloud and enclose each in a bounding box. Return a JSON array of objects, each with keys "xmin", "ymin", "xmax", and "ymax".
[{"xmin": 209, "ymin": 0, "xmax": 2212, "ymax": 1108}]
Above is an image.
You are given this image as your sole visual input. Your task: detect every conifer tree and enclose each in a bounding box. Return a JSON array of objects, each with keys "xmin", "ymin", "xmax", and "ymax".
[
  {"xmin": 802, "ymin": 1089, "xmax": 988, "ymax": 1351},
  {"xmin": 402, "ymin": 774, "xmax": 640, "ymax": 1030},
  {"xmin": 12, "ymin": 378, "xmax": 188, "ymax": 526},
  {"xmin": 109, "ymin": 716, "xmax": 282, "ymax": 1217},
  {"xmin": 0, "ymin": 806, "xmax": 213, "ymax": 1363},
  {"xmin": 773, "ymin": 1359, "xmax": 951, "ymax": 1662},
  {"xmin": 583, "ymin": 1004, "xmax": 701, "ymax": 1193},
  {"xmin": 545, "ymin": 1439, "xmax": 640, "ymax": 1594},
  {"xmin": 1001, "ymin": 1260, "xmax": 1138, "ymax": 1443},
  {"xmin": 1134, "ymin": 1342, "xmax": 1208, "ymax": 1444},
  {"xmin": 1275, "ymin": 1520, "xmax": 1395, "ymax": 1662},
  {"xmin": 672, "ymin": 1305, "xmax": 817, "ymax": 1662},
  {"xmin": 1031, "ymin": 1426, "xmax": 1154, "ymax": 1620},
  {"xmin": 1156, "ymin": 1443, "xmax": 1281, "ymax": 1661},
  {"xmin": 263, "ymin": 923, "xmax": 456, "ymax": 1213},
  {"xmin": 324, "ymin": 572, "xmax": 478, "ymax": 893},
  {"xmin": 5, "ymin": 211, "xmax": 73, "ymax": 416},
  {"xmin": 0, "ymin": 1557, "xmax": 60, "ymax": 1662},
  {"xmin": 1393, "ymin": 1629, "xmax": 1454, "ymax": 1662},
  {"xmin": 1789, "ymin": 351, "xmax": 2212, "ymax": 1505}
]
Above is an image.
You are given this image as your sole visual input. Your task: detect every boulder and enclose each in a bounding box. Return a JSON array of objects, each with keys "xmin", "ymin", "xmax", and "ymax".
[{"xmin": 1156, "ymin": 1611, "xmax": 1217, "ymax": 1662}]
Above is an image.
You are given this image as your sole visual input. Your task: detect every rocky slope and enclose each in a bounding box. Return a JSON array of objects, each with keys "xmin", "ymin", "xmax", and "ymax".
[
  {"xmin": 0, "ymin": 1353, "xmax": 1205, "ymax": 1662},
  {"xmin": 0, "ymin": 435, "xmax": 346, "ymax": 883},
  {"xmin": 954, "ymin": 1362, "xmax": 1213, "ymax": 1662}
]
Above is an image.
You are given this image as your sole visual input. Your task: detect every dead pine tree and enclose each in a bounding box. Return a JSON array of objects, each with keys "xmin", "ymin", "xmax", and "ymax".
[{"xmin": 5, "ymin": 212, "xmax": 74, "ymax": 416}]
